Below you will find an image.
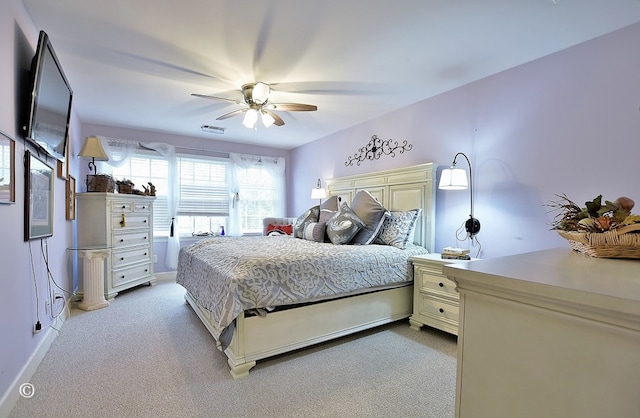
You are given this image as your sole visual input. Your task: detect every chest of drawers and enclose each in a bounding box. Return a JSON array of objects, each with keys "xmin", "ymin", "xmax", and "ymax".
[{"xmin": 77, "ymin": 192, "xmax": 156, "ymax": 299}]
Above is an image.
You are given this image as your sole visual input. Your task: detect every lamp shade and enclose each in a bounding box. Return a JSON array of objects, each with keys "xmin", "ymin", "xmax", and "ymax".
[
  {"xmin": 261, "ymin": 111, "xmax": 275, "ymax": 128},
  {"xmin": 252, "ymin": 82, "xmax": 270, "ymax": 104},
  {"xmin": 243, "ymin": 108, "xmax": 259, "ymax": 128},
  {"xmin": 78, "ymin": 136, "xmax": 108, "ymax": 161},
  {"xmin": 311, "ymin": 187, "xmax": 327, "ymax": 200},
  {"xmin": 439, "ymin": 168, "xmax": 468, "ymax": 190}
]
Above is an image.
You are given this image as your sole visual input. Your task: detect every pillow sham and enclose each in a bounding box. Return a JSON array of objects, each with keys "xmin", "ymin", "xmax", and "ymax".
[
  {"xmin": 375, "ymin": 209, "xmax": 422, "ymax": 249},
  {"xmin": 302, "ymin": 222, "xmax": 326, "ymax": 242},
  {"xmin": 326, "ymin": 203, "xmax": 366, "ymax": 245},
  {"xmin": 319, "ymin": 195, "xmax": 341, "ymax": 223},
  {"xmin": 349, "ymin": 190, "xmax": 389, "ymax": 245},
  {"xmin": 293, "ymin": 206, "xmax": 320, "ymax": 238},
  {"xmin": 265, "ymin": 223, "xmax": 293, "ymax": 235}
]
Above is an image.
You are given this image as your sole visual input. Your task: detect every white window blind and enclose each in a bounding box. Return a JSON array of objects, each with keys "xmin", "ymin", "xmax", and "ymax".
[{"xmin": 177, "ymin": 157, "xmax": 229, "ymax": 217}]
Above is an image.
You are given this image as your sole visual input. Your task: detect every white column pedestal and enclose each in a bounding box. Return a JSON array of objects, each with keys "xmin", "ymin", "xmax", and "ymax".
[{"xmin": 77, "ymin": 248, "xmax": 110, "ymax": 311}]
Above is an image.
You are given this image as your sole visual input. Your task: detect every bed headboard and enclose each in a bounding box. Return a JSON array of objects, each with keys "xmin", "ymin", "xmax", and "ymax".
[{"xmin": 325, "ymin": 163, "xmax": 436, "ymax": 253}]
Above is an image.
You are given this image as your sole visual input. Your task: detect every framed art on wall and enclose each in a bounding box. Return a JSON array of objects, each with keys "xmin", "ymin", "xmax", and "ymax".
[
  {"xmin": 0, "ymin": 130, "xmax": 15, "ymax": 204},
  {"xmin": 25, "ymin": 150, "xmax": 54, "ymax": 240},
  {"xmin": 66, "ymin": 175, "xmax": 76, "ymax": 220}
]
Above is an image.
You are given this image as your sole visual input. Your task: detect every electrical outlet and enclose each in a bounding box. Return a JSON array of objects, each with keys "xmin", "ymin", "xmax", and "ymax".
[
  {"xmin": 45, "ymin": 299, "xmax": 51, "ymax": 316},
  {"xmin": 153, "ymin": 254, "xmax": 158, "ymax": 263}
]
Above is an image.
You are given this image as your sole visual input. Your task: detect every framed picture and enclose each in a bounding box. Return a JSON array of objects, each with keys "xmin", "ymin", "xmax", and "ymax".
[
  {"xmin": 0, "ymin": 130, "xmax": 15, "ymax": 204},
  {"xmin": 66, "ymin": 175, "xmax": 76, "ymax": 220},
  {"xmin": 25, "ymin": 150, "xmax": 54, "ymax": 241}
]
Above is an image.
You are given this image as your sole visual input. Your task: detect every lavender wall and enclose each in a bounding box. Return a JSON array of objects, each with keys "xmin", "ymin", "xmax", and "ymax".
[
  {"xmin": 1, "ymin": 0, "xmax": 80, "ymax": 405},
  {"xmin": 289, "ymin": 22, "xmax": 640, "ymax": 259}
]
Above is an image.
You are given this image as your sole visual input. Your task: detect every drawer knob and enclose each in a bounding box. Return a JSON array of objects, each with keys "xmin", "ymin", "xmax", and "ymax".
[
  {"xmin": 144, "ymin": 220, "xmax": 147, "ymax": 223},
  {"xmin": 145, "ymin": 269, "xmax": 148, "ymax": 272},
  {"xmin": 120, "ymin": 239, "xmax": 124, "ymax": 242},
  {"xmin": 122, "ymin": 205, "xmax": 126, "ymax": 209},
  {"xmin": 120, "ymin": 257, "xmax": 124, "ymax": 261},
  {"xmin": 439, "ymin": 308, "xmax": 444, "ymax": 313},
  {"xmin": 144, "ymin": 252, "xmax": 148, "ymax": 256},
  {"xmin": 121, "ymin": 275, "xmax": 125, "ymax": 279},
  {"xmin": 438, "ymin": 282, "xmax": 444, "ymax": 287},
  {"xmin": 144, "ymin": 236, "xmax": 147, "ymax": 240}
]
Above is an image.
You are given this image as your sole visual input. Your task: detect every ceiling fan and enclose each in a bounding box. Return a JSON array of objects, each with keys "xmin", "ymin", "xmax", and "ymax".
[{"xmin": 192, "ymin": 82, "xmax": 317, "ymax": 129}]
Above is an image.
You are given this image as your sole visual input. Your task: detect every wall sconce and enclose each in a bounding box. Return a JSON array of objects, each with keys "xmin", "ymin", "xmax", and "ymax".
[
  {"xmin": 78, "ymin": 136, "xmax": 108, "ymax": 175},
  {"xmin": 439, "ymin": 152, "xmax": 481, "ymax": 237},
  {"xmin": 310, "ymin": 178, "xmax": 327, "ymax": 205}
]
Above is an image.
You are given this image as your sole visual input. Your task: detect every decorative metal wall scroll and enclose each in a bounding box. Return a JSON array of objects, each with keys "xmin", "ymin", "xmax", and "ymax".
[{"xmin": 345, "ymin": 135, "xmax": 413, "ymax": 166}]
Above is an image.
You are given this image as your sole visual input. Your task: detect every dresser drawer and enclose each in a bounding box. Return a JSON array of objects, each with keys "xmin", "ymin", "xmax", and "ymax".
[
  {"xmin": 111, "ymin": 214, "xmax": 151, "ymax": 231},
  {"xmin": 416, "ymin": 268, "xmax": 458, "ymax": 299},
  {"xmin": 112, "ymin": 231, "xmax": 151, "ymax": 249},
  {"xmin": 416, "ymin": 295, "xmax": 459, "ymax": 325},
  {"xmin": 133, "ymin": 201, "xmax": 151, "ymax": 213},
  {"xmin": 113, "ymin": 262, "xmax": 152, "ymax": 287},
  {"xmin": 111, "ymin": 200, "xmax": 134, "ymax": 213},
  {"xmin": 112, "ymin": 246, "xmax": 151, "ymax": 269}
]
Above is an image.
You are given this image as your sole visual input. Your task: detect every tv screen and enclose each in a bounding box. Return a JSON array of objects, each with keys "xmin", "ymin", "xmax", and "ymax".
[{"xmin": 24, "ymin": 30, "xmax": 73, "ymax": 163}]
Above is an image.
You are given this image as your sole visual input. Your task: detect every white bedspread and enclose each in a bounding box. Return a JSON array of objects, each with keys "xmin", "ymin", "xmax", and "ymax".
[{"xmin": 176, "ymin": 236, "xmax": 428, "ymax": 334}]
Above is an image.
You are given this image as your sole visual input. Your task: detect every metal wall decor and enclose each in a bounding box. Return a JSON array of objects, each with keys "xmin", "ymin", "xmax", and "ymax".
[{"xmin": 345, "ymin": 135, "xmax": 413, "ymax": 166}]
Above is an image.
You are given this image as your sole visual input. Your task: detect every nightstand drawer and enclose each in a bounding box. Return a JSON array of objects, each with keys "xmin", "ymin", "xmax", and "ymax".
[
  {"xmin": 417, "ymin": 270, "xmax": 458, "ymax": 298},
  {"xmin": 416, "ymin": 296, "xmax": 459, "ymax": 324}
]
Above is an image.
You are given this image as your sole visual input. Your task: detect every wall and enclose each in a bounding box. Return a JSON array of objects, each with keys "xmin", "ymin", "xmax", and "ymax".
[
  {"xmin": 0, "ymin": 0, "xmax": 80, "ymax": 410},
  {"xmin": 290, "ymin": 22, "xmax": 640, "ymax": 259}
]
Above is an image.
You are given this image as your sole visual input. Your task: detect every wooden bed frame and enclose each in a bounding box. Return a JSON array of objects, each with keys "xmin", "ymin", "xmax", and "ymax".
[{"xmin": 183, "ymin": 162, "xmax": 436, "ymax": 378}]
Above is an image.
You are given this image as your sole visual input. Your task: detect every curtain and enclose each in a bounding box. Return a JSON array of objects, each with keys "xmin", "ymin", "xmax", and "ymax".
[{"xmin": 228, "ymin": 153, "xmax": 286, "ymax": 236}]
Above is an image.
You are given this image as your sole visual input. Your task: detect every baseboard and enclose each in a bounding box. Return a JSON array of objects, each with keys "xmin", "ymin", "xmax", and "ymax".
[
  {"xmin": 0, "ymin": 312, "xmax": 67, "ymax": 418},
  {"xmin": 155, "ymin": 271, "xmax": 176, "ymax": 282}
]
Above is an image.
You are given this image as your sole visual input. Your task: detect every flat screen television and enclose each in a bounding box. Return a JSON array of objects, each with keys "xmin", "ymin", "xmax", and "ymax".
[{"xmin": 24, "ymin": 30, "xmax": 73, "ymax": 163}]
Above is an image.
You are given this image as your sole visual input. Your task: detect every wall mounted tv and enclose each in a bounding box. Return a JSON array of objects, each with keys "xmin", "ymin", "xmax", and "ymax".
[{"xmin": 24, "ymin": 30, "xmax": 73, "ymax": 163}]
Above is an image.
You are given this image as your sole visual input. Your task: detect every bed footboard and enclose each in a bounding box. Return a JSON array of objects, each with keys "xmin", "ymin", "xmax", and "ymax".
[{"xmin": 184, "ymin": 285, "xmax": 413, "ymax": 378}]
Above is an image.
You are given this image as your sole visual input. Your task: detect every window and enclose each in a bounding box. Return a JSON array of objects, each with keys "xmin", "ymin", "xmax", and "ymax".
[
  {"xmin": 236, "ymin": 165, "xmax": 280, "ymax": 234},
  {"xmin": 110, "ymin": 154, "xmax": 170, "ymax": 235},
  {"xmin": 106, "ymin": 147, "xmax": 283, "ymax": 237},
  {"xmin": 175, "ymin": 157, "xmax": 229, "ymax": 236}
]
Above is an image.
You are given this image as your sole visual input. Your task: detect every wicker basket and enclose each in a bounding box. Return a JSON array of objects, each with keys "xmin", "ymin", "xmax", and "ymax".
[
  {"xmin": 557, "ymin": 224, "xmax": 640, "ymax": 259},
  {"xmin": 86, "ymin": 175, "xmax": 115, "ymax": 193}
]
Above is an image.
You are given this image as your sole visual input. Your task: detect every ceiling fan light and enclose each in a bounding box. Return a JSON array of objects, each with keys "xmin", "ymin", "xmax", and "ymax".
[
  {"xmin": 261, "ymin": 111, "xmax": 275, "ymax": 128},
  {"xmin": 252, "ymin": 82, "xmax": 270, "ymax": 104},
  {"xmin": 243, "ymin": 108, "xmax": 258, "ymax": 129}
]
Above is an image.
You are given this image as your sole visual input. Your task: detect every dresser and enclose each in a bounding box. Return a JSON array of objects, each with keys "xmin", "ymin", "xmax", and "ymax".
[
  {"xmin": 409, "ymin": 253, "xmax": 472, "ymax": 335},
  {"xmin": 77, "ymin": 193, "xmax": 156, "ymax": 299},
  {"xmin": 444, "ymin": 249, "xmax": 640, "ymax": 418}
]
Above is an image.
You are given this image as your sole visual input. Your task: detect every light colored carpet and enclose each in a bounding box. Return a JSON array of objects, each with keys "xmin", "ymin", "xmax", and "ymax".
[{"xmin": 10, "ymin": 280, "xmax": 457, "ymax": 418}]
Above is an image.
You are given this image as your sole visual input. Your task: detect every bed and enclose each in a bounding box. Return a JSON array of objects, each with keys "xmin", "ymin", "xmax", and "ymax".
[{"xmin": 177, "ymin": 163, "xmax": 436, "ymax": 378}]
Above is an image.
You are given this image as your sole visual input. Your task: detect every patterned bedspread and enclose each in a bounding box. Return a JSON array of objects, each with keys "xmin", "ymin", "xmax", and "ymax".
[{"xmin": 176, "ymin": 236, "xmax": 429, "ymax": 335}]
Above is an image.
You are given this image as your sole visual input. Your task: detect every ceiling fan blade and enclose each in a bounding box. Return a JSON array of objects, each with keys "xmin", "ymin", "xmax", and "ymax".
[
  {"xmin": 216, "ymin": 108, "xmax": 248, "ymax": 120},
  {"xmin": 264, "ymin": 109, "xmax": 285, "ymax": 126},
  {"xmin": 268, "ymin": 103, "xmax": 317, "ymax": 112},
  {"xmin": 191, "ymin": 93, "xmax": 244, "ymax": 105}
]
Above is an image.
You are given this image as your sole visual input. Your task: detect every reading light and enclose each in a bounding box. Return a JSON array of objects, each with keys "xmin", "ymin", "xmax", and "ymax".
[
  {"xmin": 78, "ymin": 136, "xmax": 108, "ymax": 176},
  {"xmin": 311, "ymin": 178, "xmax": 327, "ymax": 205},
  {"xmin": 439, "ymin": 152, "xmax": 481, "ymax": 237}
]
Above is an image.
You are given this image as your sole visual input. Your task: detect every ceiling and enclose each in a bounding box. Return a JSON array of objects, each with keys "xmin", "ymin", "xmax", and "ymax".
[{"xmin": 21, "ymin": 0, "xmax": 640, "ymax": 150}]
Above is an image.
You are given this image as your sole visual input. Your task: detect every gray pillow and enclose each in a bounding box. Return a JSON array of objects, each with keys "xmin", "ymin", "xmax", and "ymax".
[
  {"xmin": 350, "ymin": 190, "xmax": 389, "ymax": 245},
  {"xmin": 326, "ymin": 203, "xmax": 365, "ymax": 245},
  {"xmin": 375, "ymin": 209, "xmax": 421, "ymax": 249},
  {"xmin": 302, "ymin": 222, "xmax": 326, "ymax": 242},
  {"xmin": 293, "ymin": 206, "xmax": 320, "ymax": 238},
  {"xmin": 319, "ymin": 195, "xmax": 341, "ymax": 223}
]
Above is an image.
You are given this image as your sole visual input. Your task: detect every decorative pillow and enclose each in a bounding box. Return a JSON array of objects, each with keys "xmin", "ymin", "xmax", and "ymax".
[
  {"xmin": 302, "ymin": 222, "xmax": 326, "ymax": 242},
  {"xmin": 265, "ymin": 223, "xmax": 293, "ymax": 235},
  {"xmin": 326, "ymin": 203, "xmax": 366, "ymax": 245},
  {"xmin": 375, "ymin": 209, "xmax": 422, "ymax": 249},
  {"xmin": 267, "ymin": 229, "xmax": 288, "ymax": 236},
  {"xmin": 349, "ymin": 190, "xmax": 389, "ymax": 245},
  {"xmin": 317, "ymin": 195, "xmax": 338, "ymax": 221},
  {"xmin": 293, "ymin": 206, "xmax": 320, "ymax": 238}
]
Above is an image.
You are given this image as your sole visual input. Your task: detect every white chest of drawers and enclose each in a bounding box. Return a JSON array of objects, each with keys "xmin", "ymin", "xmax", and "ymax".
[
  {"xmin": 409, "ymin": 253, "xmax": 472, "ymax": 336},
  {"xmin": 77, "ymin": 192, "xmax": 156, "ymax": 299}
]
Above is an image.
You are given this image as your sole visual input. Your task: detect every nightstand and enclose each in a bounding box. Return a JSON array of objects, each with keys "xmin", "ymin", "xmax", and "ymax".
[{"xmin": 409, "ymin": 253, "xmax": 473, "ymax": 336}]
